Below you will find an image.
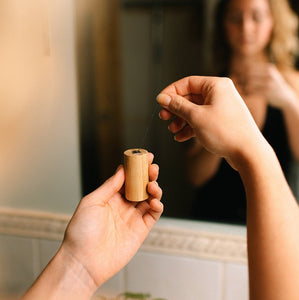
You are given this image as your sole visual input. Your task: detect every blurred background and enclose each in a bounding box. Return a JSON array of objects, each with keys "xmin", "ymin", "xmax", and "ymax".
[
  {"xmin": 77, "ymin": 0, "xmax": 207, "ymax": 219},
  {"xmin": 77, "ymin": 0, "xmax": 299, "ymax": 220},
  {"xmin": 1, "ymin": 0, "xmax": 299, "ymax": 298},
  {"xmin": 1, "ymin": 0, "xmax": 299, "ymax": 220}
]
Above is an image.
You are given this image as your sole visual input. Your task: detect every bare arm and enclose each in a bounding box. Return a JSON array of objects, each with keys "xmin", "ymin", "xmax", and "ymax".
[
  {"xmin": 186, "ymin": 139, "xmax": 221, "ymax": 186},
  {"xmin": 23, "ymin": 156, "xmax": 163, "ymax": 300},
  {"xmin": 236, "ymin": 137, "xmax": 299, "ymax": 300},
  {"xmin": 157, "ymin": 75, "xmax": 299, "ymax": 300},
  {"xmin": 23, "ymin": 247, "xmax": 97, "ymax": 300}
]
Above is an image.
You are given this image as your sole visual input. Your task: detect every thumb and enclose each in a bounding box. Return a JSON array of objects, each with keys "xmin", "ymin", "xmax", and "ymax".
[
  {"xmin": 156, "ymin": 93, "xmax": 199, "ymax": 123},
  {"xmin": 86, "ymin": 165, "xmax": 125, "ymax": 204}
]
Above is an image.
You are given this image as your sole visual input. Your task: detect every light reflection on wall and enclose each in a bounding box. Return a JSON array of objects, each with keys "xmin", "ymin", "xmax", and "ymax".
[{"xmin": 0, "ymin": 0, "xmax": 81, "ymax": 213}]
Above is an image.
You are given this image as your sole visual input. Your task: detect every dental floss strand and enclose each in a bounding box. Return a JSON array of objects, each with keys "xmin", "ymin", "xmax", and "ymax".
[{"xmin": 140, "ymin": 102, "xmax": 160, "ymax": 149}]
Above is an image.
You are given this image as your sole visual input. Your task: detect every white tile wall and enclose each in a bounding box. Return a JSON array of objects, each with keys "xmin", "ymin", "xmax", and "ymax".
[
  {"xmin": 39, "ymin": 239, "xmax": 127, "ymax": 299},
  {"xmin": 0, "ymin": 235, "xmax": 35, "ymax": 298},
  {"xmin": 39, "ymin": 239, "xmax": 61, "ymax": 271},
  {"xmin": 39, "ymin": 239, "xmax": 126, "ymax": 299},
  {"xmin": 0, "ymin": 235, "xmax": 249, "ymax": 299},
  {"xmin": 224, "ymin": 263, "xmax": 249, "ymax": 300},
  {"xmin": 125, "ymin": 251, "xmax": 223, "ymax": 300},
  {"xmin": 94, "ymin": 271, "xmax": 126, "ymax": 298}
]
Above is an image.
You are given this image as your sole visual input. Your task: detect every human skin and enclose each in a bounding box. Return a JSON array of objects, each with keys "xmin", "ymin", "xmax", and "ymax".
[
  {"xmin": 224, "ymin": 0, "xmax": 274, "ymax": 58},
  {"xmin": 157, "ymin": 75, "xmax": 299, "ymax": 300},
  {"xmin": 187, "ymin": 0, "xmax": 299, "ymax": 187},
  {"xmin": 23, "ymin": 154, "xmax": 163, "ymax": 300}
]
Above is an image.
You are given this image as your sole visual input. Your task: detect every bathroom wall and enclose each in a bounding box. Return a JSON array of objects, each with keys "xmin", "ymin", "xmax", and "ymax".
[
  {"xmin": 0, "ymin": 212, "xmax": 248, "ymax": 300},
  {"xmin": 97, "ymin": 219, "xmax": 249, "ymax": 300},
  {"xmin": 0, "ymin": 2, "xmax": 250, "ymax": 299},
  {"xmin": 0, "ymin": 0, "xmax": 81, "ymax": 214},
  {"xmin": 122, "ymin": 250, "xmax": 248, "ymax": 300}
]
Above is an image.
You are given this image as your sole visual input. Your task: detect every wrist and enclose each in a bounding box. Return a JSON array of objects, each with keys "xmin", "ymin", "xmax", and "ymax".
[
  {"xmin": 231, "ymin": 134, "xmax": 274, "ymax": 175},
  {"xmin": 54, "ymin": 245, "xmax": 98, "ymax": 298},
  {"xmin": 23, "ymin": 244, "xmax": 98, "ymax": 300}
]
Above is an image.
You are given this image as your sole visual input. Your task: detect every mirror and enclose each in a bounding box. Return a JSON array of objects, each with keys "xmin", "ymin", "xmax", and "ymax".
[
  {"xmin": 77, "ymin": 0, "xmax": 299, "ymax": 224},
  {"xmin": 77, "ymin": 0, "xmax": 208, "ymax": 219},
  {"xmin": 2, "ymin": 0, "xmax": 298, "ymax": 223}
]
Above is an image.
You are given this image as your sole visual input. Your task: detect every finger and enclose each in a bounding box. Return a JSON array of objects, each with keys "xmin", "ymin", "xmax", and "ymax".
[
  {"xmin": 133, "ymin": 181, "xmax": 162, "ymax": 213},
  {"xmin": 133, "ymin": 182, "xmax": 161, "ymax": 214},
  {"xmin": 135, "ymin": 200, "xmax": 151, "ymax": 215},
  {"xmin": 157, "ymin": 92, "xmax": 199, "ymax": 124},
  {"xmin": 173, "ymin": 124, "xmax": 196, "ymax": 142},
  {"xmin": 85, "ymin": 165, "xmax": 125, "ymax": 205},
  {"xmin": 159, "ymin": 108, "xmax": 174, "ymax": 120},
  {"xmin": 135, "ymin": 181, "xmax": 163, "ymax": 229},
  {"xmin": 147, "ymin": 181, "xmax": 162, "ymax": 201},
  {"xmin": 159, "ymin": 75, "xmax": 215, "ymax": 97},
  {"xmin": 137, "ymin": 181, "xmax": 163, "ymax": 225},
  {"xmin": 149, "ymin": 163, "xmax": 159, "ymax": 182},
  {"xmin": 149, "ymin": 198, "xmax": 164, "ymax": 213},
  {"xmin": 147, "ymin": 152, "xmax": 154, "ymax": 165},
  {"xmin": 168, "ymin": 116, "xmax": 188, "ymax": 133},
  {"xmin": 143, "ymin": 199, "xmax": 164, "ymax": 229}
]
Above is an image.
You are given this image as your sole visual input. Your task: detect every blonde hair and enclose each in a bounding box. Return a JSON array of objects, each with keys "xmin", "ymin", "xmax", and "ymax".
[
  {"xmin": 268, "ymin": 0, "xmax": 299, "ymax": 68},
  {"xmin": 213, "ymin": 0, "xmax": 299, "ymax": 73}
]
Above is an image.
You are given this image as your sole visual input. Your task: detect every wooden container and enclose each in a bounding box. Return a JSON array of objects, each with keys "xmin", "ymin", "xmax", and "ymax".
[{"xmin": 124, "ymin": 148, "xmax": 149, "ymax": 202}]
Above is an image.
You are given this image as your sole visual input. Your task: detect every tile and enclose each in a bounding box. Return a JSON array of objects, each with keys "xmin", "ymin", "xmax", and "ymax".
[
  {"xmin": 31, "ymin": 239, "xmax": 41, "ymax": 279},
  {"xmin": 126, "ymin": 251, "xmax": 222, "ymax": 300},
  {"xmin": 224, "ymin": 263, "xmax": 249, "ymax": 300},
  {"xmin": 39, "ymin": 239, "xmax": 62, "ymax": 271},
  {"xmin": 0, "ymin": 235, "xmax": 34, "ymax": 297},
  {"xmin": 93, "ymin": 270, "xmax": 126, "ymax": 299}
]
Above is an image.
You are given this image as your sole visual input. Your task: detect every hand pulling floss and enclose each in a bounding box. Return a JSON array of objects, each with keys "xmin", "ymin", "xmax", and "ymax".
[{"xmin": 124, "ymin": 149, "xmax": 149, "ymax": 202}]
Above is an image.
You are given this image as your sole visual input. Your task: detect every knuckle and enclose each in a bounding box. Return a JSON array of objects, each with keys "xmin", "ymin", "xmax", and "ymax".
[
  {"xmin": 188, "ymin": 108, "xmax": 200, "ymax": 126},
  {"xmin": 218, "ymin": 77, "xmax": 234, "ymax": 89},
  {"xmin": 171, "ymin": 95, "xmax": 183, "ymax": 111}
]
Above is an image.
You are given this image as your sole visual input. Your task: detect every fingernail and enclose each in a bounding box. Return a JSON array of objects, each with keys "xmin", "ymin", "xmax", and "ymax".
[{"xmin": 156, "ymin": 93, "xmax": 171, "ymax": 106}]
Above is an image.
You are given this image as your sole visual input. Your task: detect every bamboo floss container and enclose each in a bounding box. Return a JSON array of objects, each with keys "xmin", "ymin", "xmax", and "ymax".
[{"xmin": 124, "ymin": 148, "xmax": 149, "ymax": 202}]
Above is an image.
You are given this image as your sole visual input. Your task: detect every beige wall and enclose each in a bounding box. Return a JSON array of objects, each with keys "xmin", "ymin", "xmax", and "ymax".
[
  {"xmin": 0, "ymin": 0, "xmax": 81, "ymax": 213},
  {"xmin": 0, "ymin": 2, "xmax": 251, "ymax": 299}
]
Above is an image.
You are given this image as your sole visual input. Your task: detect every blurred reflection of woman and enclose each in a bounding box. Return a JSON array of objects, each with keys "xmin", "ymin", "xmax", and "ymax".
[{"xmin": 187, "ymin": 0, "xmax": 299, "ymax": 224}]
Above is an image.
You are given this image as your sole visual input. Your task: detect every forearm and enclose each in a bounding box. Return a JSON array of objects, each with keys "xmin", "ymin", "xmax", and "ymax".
[
  {"xmin": 235, "ymin": 141, "xmax": 299, "ymax": 300},
  {"xmin": 23, "ymin": 245, "xmax": 98, "ymax": 300},
  {"xmin": 186, "ymin": 146, "xmax": 221, "ymax": 186}
]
